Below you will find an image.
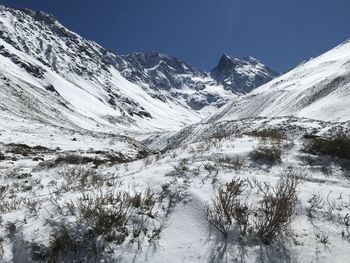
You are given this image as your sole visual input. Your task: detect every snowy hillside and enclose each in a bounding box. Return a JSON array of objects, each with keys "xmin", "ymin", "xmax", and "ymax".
[
  {"xmin": 1, "ymin": 117, "xmax": 350, "ymax": 262},
  {"xmin": 0, "ymin": 6, "xmax": 199, "ymax": 134},
  {"xmin": 1, "ymin": 3, "xmax": 350, "ymax": 263},
  {"xmin": 0, "ymin": 5, "xmax": 277, "ymax": 138},
  {"xmin": 207, "ymin": 40, "xmax": 350, "ymax": 123}
]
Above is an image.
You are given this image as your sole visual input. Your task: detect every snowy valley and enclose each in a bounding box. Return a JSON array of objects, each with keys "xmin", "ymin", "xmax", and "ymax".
[{"xmin": 0, "ymin": 4, "xmax": 350, "ymax": 263}]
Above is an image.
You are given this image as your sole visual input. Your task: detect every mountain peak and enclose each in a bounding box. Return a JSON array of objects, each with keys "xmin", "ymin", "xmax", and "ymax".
[
  {"xmin": 211, "ymin": 54, "xmax": 278, "ymax": 94},
  {"xmin": 20, "ymin": 8, "xmax": 57, "ymax": 25},
  {"xmin": 216, "ymin": 54, "xmax": 236, "ymax": 70}
]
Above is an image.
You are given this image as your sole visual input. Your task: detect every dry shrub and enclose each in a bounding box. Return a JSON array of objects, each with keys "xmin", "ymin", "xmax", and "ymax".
[
  {"xmin": 250, "ymin": 142, "xmax": 282, "ymax": 164},
  {"xmin": 254, "ymin": 171, "xmax": 299, "ymax": 244},
  {"xmin": 216, "ymin": 155, "xmax": 245, "ymax": 172},
  {"xmin": 305, "ymin": 194, "xmax": 323, "ymax": 219},
  {"xmin": 166, "ymin": 159, "xmax": 190, "ymax": 178},
  {"xmin": 23, "ymin": 198, "xmax": 41, "ymax": 217},
  {"xmin": 130, "ymin": 188, "xmax": 156, "ymax": 217},
  {"xmin": 0, "ymin": 236, "xmax": 3, "ymax": 257},
  {"xmin": 38, "ymin": 152, "xmax": 129, "ymax": 170},
  {"xmin": 44, "ymin": 188, "xmax": 160, "ymax": 261},
  {"xmin": 5, "ymin": 143, "xmax": 33, "ymax": 156},
  {"xmin": 0, "ymin": 195, "xmax": 22, "ymax": 213},
  {"xmin": 5, "ymin": 143, "xmax": 52, "ymax": 156},
  {"xmin": 205, "ymin": 178, "xmax": 248, "ymax": 237},
  {"xmin": 246, "ymin": 129, "xmax": 286, "ymax": 142},
  {"xmin": 46, "ymin": 191, "xmax": 133, "ymax": 261},
  {"xmin": 205, "ymin": 170, "xmax": 299, "ymax": 244},
  {"xmin": 55, "ymin": 154, "xmax": 101, "ymax": 166},
  {"xmin": 303, "ymin": 135, "xmax": 350, "ymax": 160},
  {"xmin": 78, "ymin": 192, "xmax": 131, "ymax": 238},
  {"xmin": 303, "ymin": 135, "xmax": 350, "ymax": 177},
  {"xmin": 60, "ymin": 167, "xmax": 104, "ymax": 190}
]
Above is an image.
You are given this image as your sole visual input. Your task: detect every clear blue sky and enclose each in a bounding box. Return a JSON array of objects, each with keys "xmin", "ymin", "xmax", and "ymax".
[{"xmin": 1, "ymin": 0, "xmax": 350, "ymax": 72}]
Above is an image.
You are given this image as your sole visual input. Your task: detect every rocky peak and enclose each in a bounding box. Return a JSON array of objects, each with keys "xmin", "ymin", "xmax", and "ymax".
[{"xmin": 211, "ymin": 54, "xmax": 279, "ymax": 94}]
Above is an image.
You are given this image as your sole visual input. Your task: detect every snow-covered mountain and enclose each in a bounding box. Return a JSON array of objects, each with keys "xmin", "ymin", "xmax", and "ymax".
[
  {"xmin": 2, "ymin": 4, "xmax": 350, "ymax": 263},
  {"xmin": 119, "ymin": 52, "xmax": 230, "ymax": 111},
  {"xmin": 0, "ymin": 5, "xmax": 277, "ymax": 136},
  {"xmin": 0, "ymin": 5, "xmax": 197, "ymax": 134},
  {"xmin": 207, "ymin": 40, "xmax": 350, "ymax": 123},
  {"xmin": 210, "ymin": 54, "xmax": 279, "ymax": 94}
]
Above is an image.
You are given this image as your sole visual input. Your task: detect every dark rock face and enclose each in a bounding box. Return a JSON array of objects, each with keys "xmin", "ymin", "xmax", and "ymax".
[
  {"xmin": 0, "ymin": 45, "xmax": 45, "ymax": 78},
  {"xmin": 210, "ymin": 54, "xmax": 279, "ymax": 94}
]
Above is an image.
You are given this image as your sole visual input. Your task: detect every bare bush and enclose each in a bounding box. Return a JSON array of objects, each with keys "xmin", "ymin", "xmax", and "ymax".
[
  {"xmin": 303, "ymin": 135, "xmax": 350, "ymax": 177},
  {"xmin": 201, "ymin": 162, "xmax": 219, "ymax": 184},
  {"xmin": 305, "ymin": 194, "xmax": 324, "ymax": 219},
  {"xmin": 38, "ymin": 152, "xmax": 129, "ymax": 170},
  {"xmin": 0, "ymin": 236, "xmax": 3, "ymax": 257},
  {"xmin": 148, "ymin": 220, "xmax": 167, "ymax": 243},
  {"xmin": 46, "ymin": 191, "xmax": 133, "ymax": 261},
  {"xmin": 0, "ymin": 195, "xmax": 23, "ymax": 213},
  {"xmin": 77, "ymin": 192, "xmax": 132, "ymax": 238},
  {"xmin": 130, "ymin": 188, "xmax": 156, "ymax": 218},
  {"xmin": 343, "ymin": 213, "xmax": 350, "ymax": 242},
  {"xmin": 205, "ymin": 178, "xmax": 248, "ymax": 237},
  {"xmin": 245, "ymin": 129, "xmax": 287, "ymax": 142},
  {"xmin": 216, "ymin": 155, "xmax": 245, "ymax": 172},
  {"xmin": 44, "ymin": 187, "xmax": 161, "ymax": 261},
  {"xmin": 249, "ymin": 142, "xmax": 282, "ymax": 164},
  {"xmin": 5, "ymin": 143, "xmax": 52, "ymax": 156},
  {"xmin": 160, "ymin": 182, "xmax": 187, "ymax": 217},
  {"xmin": 24, "ymin": 198, "xmax": 41, "ymax": 217},
  {"xmin": 205, "ymin": 170, "xmax": 300, "ymax": 244},
  {"xmin": 303, "ymin": 135, "xmax": 350, "ymax": 160},
  {"xmin": 254, "ymin": 172, "xmax": 299, "ymax": 244},
  {"xmin": 166, "ymin": 159, "xmax": 190, "ymax": 179},
  {"xmin": 59, "ymin": 167, "xmax": 104, "ymax": 190}
]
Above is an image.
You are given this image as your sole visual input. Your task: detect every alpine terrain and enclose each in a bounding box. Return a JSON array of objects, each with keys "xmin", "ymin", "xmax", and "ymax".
[{"xmin": 0, "ymin": 4, "xmax": 350, "ymax": 263}]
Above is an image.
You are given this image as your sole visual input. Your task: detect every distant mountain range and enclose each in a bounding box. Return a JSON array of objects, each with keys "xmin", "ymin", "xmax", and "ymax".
[
  {"xmin": 1, "ymin": 3, "xmax": 349, "ymax": 140},
  {"xmin": 0, "ymin": 5, "xmax": 277, "ymax": 134}
]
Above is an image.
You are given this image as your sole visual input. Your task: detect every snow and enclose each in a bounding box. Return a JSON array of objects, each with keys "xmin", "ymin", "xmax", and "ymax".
[
  {"xmin": 208, "ymin": 40, "xmax": 350, "ymax": 123},
  {"xmin": 1, "ymin": 3, "xmax": 350, "ymax": 263},
  {"xmin": 1, "ymin": 131, "xmax": 350, "ymax": 262}
]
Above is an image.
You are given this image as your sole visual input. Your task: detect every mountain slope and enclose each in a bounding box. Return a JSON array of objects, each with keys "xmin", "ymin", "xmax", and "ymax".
[
  {"xmin": 120, "ymin": 52, "xmax": 233, "ymax": 111},
  {"xmin": 0, "ymin": 5, "xmax": 277, "ymax": 136},
  {"xmin": 207, "ymin": 40, "xmax": 350, "ymax": 123},
  {"xmin": 0, "ymin": 5, "xmax": 202, "ymax": 134}
]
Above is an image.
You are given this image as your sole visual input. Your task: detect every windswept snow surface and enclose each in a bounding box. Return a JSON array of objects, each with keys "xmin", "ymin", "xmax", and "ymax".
[
  {"xmin": 208, "ymin": 40, "xmax": 350, "ymax": 123},
  {"xmin": 1, "ymin": 129, "xmax": 350, "ymax": 262}
]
